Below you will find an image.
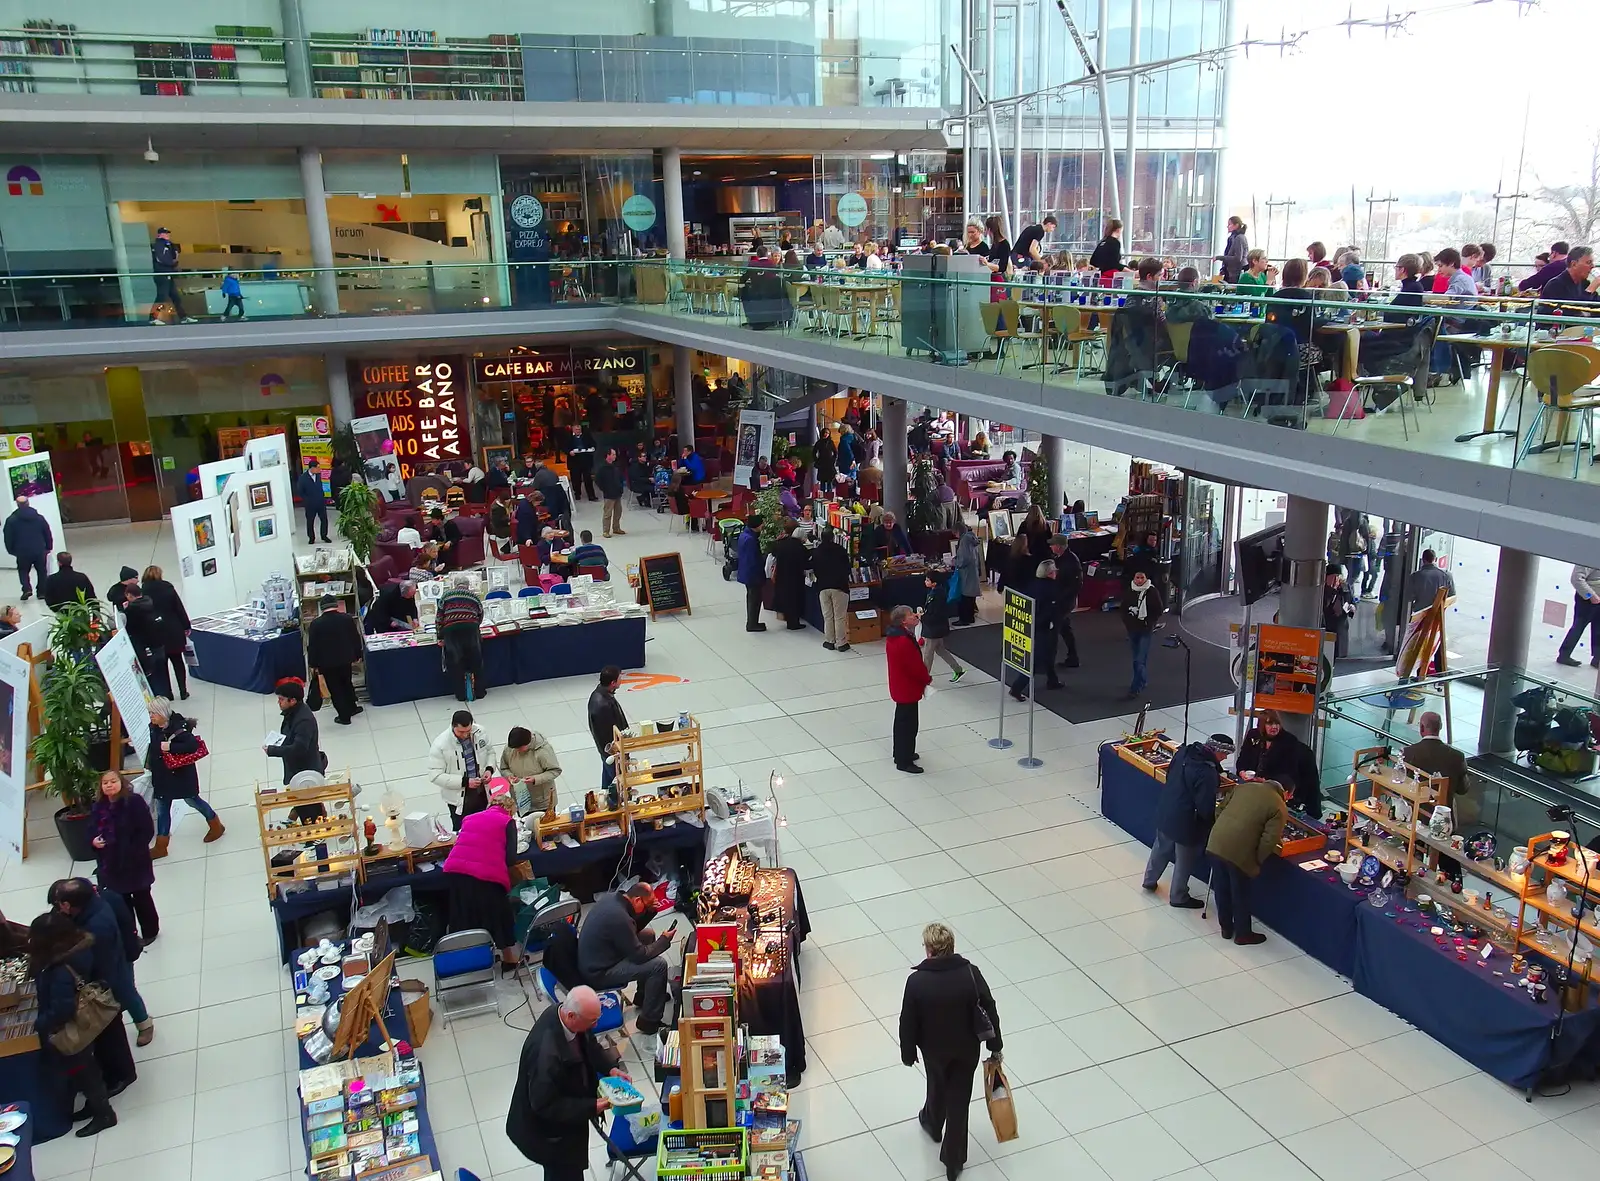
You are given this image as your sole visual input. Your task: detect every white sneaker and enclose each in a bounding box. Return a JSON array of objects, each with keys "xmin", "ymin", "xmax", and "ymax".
[{"xmin": 179, "ymin": 317, "xmax": 198, "ymax": 324}]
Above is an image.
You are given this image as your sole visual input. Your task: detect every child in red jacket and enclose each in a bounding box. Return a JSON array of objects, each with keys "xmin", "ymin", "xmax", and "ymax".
[{"xmin": 886, "ymin": 605, "xmax": 932, "ymax": 773}]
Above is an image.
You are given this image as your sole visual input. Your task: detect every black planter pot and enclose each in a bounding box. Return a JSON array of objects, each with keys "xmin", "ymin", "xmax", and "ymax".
[{"xmin": 54, "ymin": 805, "xmax": 97, "ymax": 863}]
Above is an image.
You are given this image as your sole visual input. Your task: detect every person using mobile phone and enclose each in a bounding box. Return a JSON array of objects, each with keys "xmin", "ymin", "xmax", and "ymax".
[{"xmin": 577, "ymin": 882, "xmax": 673, "ymax": 1035}]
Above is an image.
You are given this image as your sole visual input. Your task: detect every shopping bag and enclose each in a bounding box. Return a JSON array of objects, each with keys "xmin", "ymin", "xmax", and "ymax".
[
  {"xmin": 307, "ymin": 673, "xmax": 324, "ymax": 713},
  {"xmin": 1323, "ymin": 382, "xmax": 1364, "ymax": 420},
  {"xmin": 182, "ymin": 638, "xmax": 198, "ymax": 669},
  {"xmin": 982, "ymin": 1056, "xmax": 1018, "ymax": 1142},
  {"xmin": 399, "ymin": 978, "xmax": 431, "ymax": 1046}
]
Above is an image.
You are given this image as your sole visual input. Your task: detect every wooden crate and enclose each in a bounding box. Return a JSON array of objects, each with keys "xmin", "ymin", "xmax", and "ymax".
[{"xmin": 845, "ymin": 606, "xmax": 883, "ymax": 645}]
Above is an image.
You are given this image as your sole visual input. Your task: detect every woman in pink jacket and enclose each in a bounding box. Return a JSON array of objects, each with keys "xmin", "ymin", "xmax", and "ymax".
[{"xmin": 441, "ymin": 777, "xmax": 521, "ymax": 967}]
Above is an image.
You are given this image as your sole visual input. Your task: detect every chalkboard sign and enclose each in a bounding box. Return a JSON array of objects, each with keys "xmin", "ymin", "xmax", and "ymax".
[{"xmin": 640, "ymin": 552, "xmax": 691, "ymax": 619}]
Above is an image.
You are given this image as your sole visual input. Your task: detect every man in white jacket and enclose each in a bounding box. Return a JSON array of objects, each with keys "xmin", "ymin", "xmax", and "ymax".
[
  {"xmin": 1557, "ymin": 565, "xmax": 1600, "ymax": 668},
  {"xmin": 428, "ymin": 708, "xmax": 500, "ymax": 830}
]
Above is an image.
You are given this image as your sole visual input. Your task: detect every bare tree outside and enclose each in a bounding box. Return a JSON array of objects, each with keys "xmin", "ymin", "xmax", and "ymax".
[{"xmin": 1531, "ymin": 132, "xmax": 1600, "ymax": 247}]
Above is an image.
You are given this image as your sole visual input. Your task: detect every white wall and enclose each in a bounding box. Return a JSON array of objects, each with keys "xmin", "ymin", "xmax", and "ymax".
[{"xmin": 170, "ymin": 497, "xmax": 239, "ymax": 618}]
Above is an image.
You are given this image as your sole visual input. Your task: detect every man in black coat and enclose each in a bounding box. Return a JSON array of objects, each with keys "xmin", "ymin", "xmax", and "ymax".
[
  {"xmin": 587, "ymin": 665, "xmax": 627, "ymax": 801},
  {"xmin": 42, "ymin": 551, "xmax": 96, "ymax": 613},
  {"xmin": 1046, "ymin": 535, "xmax": 1082, "ymax": 669},
  {"xmin": 107, "ymin": 566, "xmax": 139, "ymax": 614},
  {"xmin": 297, "ymin": 458, "xmax": 330, "ymax": 544},
  {"xmin": 899, "ymin": 922, "xmax": 1002, "ymax": 1181},
  {"xmin": 1141, "ymin": 734, "xmax": 1233, "ymax": 907},
  {"xmin": 365, "ymin": 580, "xmax": 417, "ymax": 634},
  {"xmin": 564, "ymin": 425, "xmax": 597, "ymax": 502},
  {"xmin": 3, "ymin": 494, "xmax": 51, "ymax": 600},
  {"xmin": 306, "ymin": 596, "xmax": 364, "ymax": 725},
  {"xmin": 505, "ymin": 986, "xmax": 624, "ymax": 1181},
  {"xmin": 121, "ymin": 589, "xmax": 173, "ymax": 699},
  {"xmin": 594, "ymin": 446, "xmax": 627, "ymax": 538},
  {"xmin": 264, "ymin": 678, "xmax": 325, "ymax": 786}
]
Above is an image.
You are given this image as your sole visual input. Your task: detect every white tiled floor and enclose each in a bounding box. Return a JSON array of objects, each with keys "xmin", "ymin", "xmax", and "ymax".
[{"xmin": 10, "ymin": 498, "xmax": 1600, "ymax": 1181}]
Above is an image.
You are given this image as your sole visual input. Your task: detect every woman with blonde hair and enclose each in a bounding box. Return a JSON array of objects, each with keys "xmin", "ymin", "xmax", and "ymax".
[{"xmin": 898, "ymin": 921, "xmax": 1001, "ymax": 1180}]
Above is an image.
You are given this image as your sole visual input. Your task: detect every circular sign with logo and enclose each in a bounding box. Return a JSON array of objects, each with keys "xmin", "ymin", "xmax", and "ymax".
[
  {"xmin": 314, "ymin": 416, "xmax": 330, "ymax": 436},
  {"xmin": 9, "ymin": 434, "xmax": 33, "ymax": 455},
  {"xmin": 621, "ymin": 194, "xmax": 657, "ymax": 232},
  {"xmin": 510, "ymin": 195, "xmax": 546, "ymax": 230},
  {"xmin": 837, "ymin": 192, "xmax": 868, "ymax": 228}
]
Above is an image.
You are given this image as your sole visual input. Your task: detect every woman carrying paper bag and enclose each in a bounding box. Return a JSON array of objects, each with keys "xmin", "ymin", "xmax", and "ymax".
[{"xmin": 898, "ymin": 921, "xmax": 1004, "ymax": 1179}]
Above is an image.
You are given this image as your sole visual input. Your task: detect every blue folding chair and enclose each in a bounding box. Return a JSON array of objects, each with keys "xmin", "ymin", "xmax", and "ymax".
[
  {"xmin": 517, "ymin": 586, "xmax": 543, "ymax": 598},
  {"xmin": 549, "ymin": 584, "xmax": 572, "ymax": 595},
  {"xmin": 485, "ymin": 589, "xmax": 511, "ymax": 600}
]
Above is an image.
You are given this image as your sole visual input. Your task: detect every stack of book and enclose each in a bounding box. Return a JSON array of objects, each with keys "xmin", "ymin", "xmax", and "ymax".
[{"xmin": 682, "ymin": 969, "xmax": 734, "ymax": 1020}]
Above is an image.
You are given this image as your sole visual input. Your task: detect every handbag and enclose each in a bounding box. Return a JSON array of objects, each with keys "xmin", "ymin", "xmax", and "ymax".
[
  {"xmin": 48, "ymin": 967, "xmax": 120, "ymax": 1056},
  {"xmin": 161, "ymin": 737, "xmax": 209, "ymax": 770},
  {"xmin": 968, "ymin": 965, "xmax": 996, "ymax": 1042},
  {"xmin": 982, "ymin": 1057, "xmax": 1018, "ymax": 1142}
]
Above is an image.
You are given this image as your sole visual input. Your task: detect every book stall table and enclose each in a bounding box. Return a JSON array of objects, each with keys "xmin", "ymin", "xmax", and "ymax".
[
  {"xmin": 1100, "ymin": 739, "xmax": 1600, "ymax": 1091},
  {"xmin": 188, "ymin": 607, "xmax": 307, "ymax": 693},
  {"xmin": 0, "ymin": 962, "xmax": 69, "ymax": 1148},
  {"xmin": 290, "ymin": 942, "xmax": 442, "ymax": 1181},
  {"xmin": 363, "ymin": 616, "xmax": 646, "ymax": 706}
]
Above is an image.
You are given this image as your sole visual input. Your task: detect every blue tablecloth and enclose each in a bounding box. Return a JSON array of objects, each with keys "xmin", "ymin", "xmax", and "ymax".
[
  {"xmin": 1098, "ymin": 744, "xmax": 1359, "ymax": 976},
  {"xmin": 4, "ymin": 1101, "xmax": 34, "ymax": 1180},
  {"xmin": 1351, "ymin": 903, "xmax": 1600, "ymax": 1090},
  {"xmin": 270, "ymin": 820, "xmax": 707, "ymax": 962},
  {"xmin": 293, "ymin": 950, "xmax": 439, "ymax": 1174},
  {"xmin": 0, "ymin": 1047, "xmax": 62, "ymax": 1148},
  {"xmin": 189, "ymin": 626, "xmax": 305, "ymax": 693},
  {"xmin": 364, "ymin": 618, "xmax": 647, "ymax": 706}
]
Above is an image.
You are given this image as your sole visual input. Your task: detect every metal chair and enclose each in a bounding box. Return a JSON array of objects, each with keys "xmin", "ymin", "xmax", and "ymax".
[
  {"xmin": 432, "ymin": 929, "xmax": 500, "ymax": 1026},
  {"xmin": 1517, "ymin": 346, "xmax": 1600, "ymax": 475}
]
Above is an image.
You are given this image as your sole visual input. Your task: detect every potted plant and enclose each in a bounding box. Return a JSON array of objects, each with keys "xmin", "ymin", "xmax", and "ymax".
[
  {"xmin": 338, "ymin": 480, "xmax": 381, "ymax": 565},
  {"xmin": 33, "ymin": 597, "xmax": 109, "ymax": 862},
  {"xmin": 1025, "ymin": 445, "xmax": 1050, "ymax": 513}
]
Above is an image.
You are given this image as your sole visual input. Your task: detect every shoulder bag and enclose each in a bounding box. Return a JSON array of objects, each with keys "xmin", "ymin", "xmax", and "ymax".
[
  {"xmin": 161, "ymin": 735, "xmax": 209, "ymax": 770},
  {"xmin": 968, "ymin": 964, "xmax": 996, "ymax": 1042},
  {"xmin": 48, "ymin": 967, "xmax": 120, "ymax": 1056}
]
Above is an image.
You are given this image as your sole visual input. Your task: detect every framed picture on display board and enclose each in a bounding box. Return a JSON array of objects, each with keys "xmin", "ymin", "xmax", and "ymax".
[
  {"xmin": 254, "ymin": 516, "xmax": 278, "ymax": 542},
  {"xmin": 248, "ymin": 481, "xmax": 273, "ymax": 510},
  {"xmin": 201, "ymin": 558, "xmax": 217, "ymax": 577},
  {"xmin": 192, "ymin": 515, "xmax": 215, "ymax": 552},
  {"xmin": 482, "ymin": 444, "xmax": 513, "ymax": 472}
]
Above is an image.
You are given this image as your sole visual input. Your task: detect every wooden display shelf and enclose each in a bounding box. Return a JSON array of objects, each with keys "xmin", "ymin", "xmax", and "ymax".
[
  {"xmin": 1355, "ymin": 766, "xmax": 1437, "ymax": 804},
  {"xmin": 1424, "ymin": 888, "xmax": 1516, "ymax": 935},
  {"xmin": 1351, "ymin": 798, "xmax": 1416, "ymax": 839},
  {"xmin": 1411, "ymin": 829, "xmax": 1525, "ymax": 895},
  {"xmin": 1347, "ymin": 836, "xmax": 1409, "ymax": 877},
  {"xmin": 256, "ymin": 777, "xmax": 360, "ymax": 899},
  {"xmin": 359, "ymin": 839, "xmax": 454, "ymax": 880},
  {"xmin": 1344, "ymin": 748, "xmax": 1446, "ymax": 881},
  {"xmin": 1511, "ymin": 833, "xmax": 1600, "ymax": 981},
  {"xmin": 614, "ymin": 721, "xmax": 705, "ymax": 827}
]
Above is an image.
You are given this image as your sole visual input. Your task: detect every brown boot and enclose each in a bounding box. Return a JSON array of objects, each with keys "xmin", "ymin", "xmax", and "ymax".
[
  {"xmin": 150, "ymin": 835, "xmax": 169, "ymax": 860},
  {"xmin": 203, "ymin": 815, "xmax": 225, "ymax": 843}
]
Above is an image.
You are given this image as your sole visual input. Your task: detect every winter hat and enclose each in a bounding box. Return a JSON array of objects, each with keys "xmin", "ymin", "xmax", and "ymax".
[
  {"xmin": 1205, "ymin": 733, "xmax": 1236, "ymax": 757},
  {"xmin": 119, "ymin": 566, "xmax": 138, "ymax": 582}
]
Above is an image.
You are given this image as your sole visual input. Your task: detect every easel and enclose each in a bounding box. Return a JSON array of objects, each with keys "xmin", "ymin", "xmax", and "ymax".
[
  {"xmin": 1389, "ymin": 588, "xmax": 1455, "ymax": 740},
  {"xmin": 331, "ymin": 951, "xmax": 398, "ymax": 1062},
  {"xmin": 17, "ymin": 642, "xmax": 66, "ymax": 861}
]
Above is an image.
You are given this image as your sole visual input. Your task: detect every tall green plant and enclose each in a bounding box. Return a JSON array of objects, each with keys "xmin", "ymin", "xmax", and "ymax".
[
  {"xmin": 1025, "ymin": 445, "xmax": 1050, "ymax": 513},
  {"xmin": 33, "ymin": 597, "xmax": 108, "ymax": 814},
  {"xmin": 337, "ymin": 480, "xmax": 381, "ymax": 563},
  {"xmin": 753, "ymin": 487, "xmax": 784, "ymax": 552},
  {"xmin": 907, "ymin": 455, "xmax": 942, "ymax": 535}
]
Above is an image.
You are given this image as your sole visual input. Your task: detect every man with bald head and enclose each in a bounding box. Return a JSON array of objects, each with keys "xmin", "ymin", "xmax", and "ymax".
[
  {"xmin": 507, "ymin": 984, "xmax": 628, "ymax": 1180},
  {"xmin": 1403, "ymin": 710, "xmax": 1470, "ymax": 819}
]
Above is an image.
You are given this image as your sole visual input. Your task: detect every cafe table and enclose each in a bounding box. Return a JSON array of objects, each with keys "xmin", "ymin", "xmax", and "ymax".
[
  {"xmin": 1433, "ymin": 330, "xmax": 1600, "ymax": 444},
  {"xmin": 1315, "ymin": 320, "xmax": 1405, "ymax": 382}
]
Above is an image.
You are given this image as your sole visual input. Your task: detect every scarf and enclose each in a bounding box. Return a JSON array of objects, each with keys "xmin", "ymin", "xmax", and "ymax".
[{"xmin": 1128, "ymin": 583, "xmax": 1152, "ymax": 621}]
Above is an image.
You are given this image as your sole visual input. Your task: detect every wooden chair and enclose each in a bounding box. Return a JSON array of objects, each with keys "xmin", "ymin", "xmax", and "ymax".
[
  {"xmin": 1050, "ymin": 305, "xmax": 1103, "ymax": 376},
  {"xmin": 633, "ymin": 264, "xmax": 670, "ymax": 305},
  {"xmin": 979, "ymin": 300, "xmax": 1039, "ymax": 372},
  {"xmin": 1517, "ymin": 347, "xmax": 1600, "ymax": 476}
]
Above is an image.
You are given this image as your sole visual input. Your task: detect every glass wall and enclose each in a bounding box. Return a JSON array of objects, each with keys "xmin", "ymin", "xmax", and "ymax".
[
  {"xmin": 0, "ymin": 356, "xmax": 329, "ymax": 523},
  {"xmin": 0, "ymin": 0, "xmax": 950, "ymax": 105}
]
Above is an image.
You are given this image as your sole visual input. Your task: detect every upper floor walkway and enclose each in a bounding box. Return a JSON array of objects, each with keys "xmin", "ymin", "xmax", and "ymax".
[{"xmin": 3, "ymin": 258, "xmax": 1596, "ymax": 564}]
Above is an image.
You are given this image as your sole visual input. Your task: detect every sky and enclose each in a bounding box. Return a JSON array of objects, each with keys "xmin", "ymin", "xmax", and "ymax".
[{"xmin": 1221, "ymin": 0, "xmax": 1600, "ymax": 253}]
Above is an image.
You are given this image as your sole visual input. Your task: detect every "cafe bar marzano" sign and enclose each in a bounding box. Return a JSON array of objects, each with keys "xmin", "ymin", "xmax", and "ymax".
[
  {"xmin": 473, "ymin": 350, "xmax": 646, "ymax": 384},
  {"xmin": 350, "ymin": 356, "xmax": 467, "ymax": 480}
]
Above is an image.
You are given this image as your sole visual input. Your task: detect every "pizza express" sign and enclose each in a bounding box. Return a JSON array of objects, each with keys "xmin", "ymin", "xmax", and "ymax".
[{"xmin": 350, "ymin": 357, "xmax": 468, "ymax": 479}]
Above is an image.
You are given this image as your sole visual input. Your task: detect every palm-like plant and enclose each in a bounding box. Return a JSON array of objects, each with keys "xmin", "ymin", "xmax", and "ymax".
[
  {"xmin": 337, "ymin": 480, "xmax": 381, "ymax": 563},
  {"xmin": 33, "ymin": 595, "xmax": 108, "ymax": 814}
]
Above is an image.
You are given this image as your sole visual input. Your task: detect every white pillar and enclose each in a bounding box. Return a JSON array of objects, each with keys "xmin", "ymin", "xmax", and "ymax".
[
  {"xmin": 1124, "ymin": 0, "xmax": 1141, "ymax": 248},
  {"xmin": 881, "ymin": 395, "xmax": 908, "ymax": 521},
  {"xmin": 673, "ymin": 345, "xmax": 695, "ymax": 449},
  {"xmin": 325, "ymin": 351, "xmax": 353, "ymax": 423},
  {"xmin": 663, "ymin": 148, "xmax": 687, "ymax": 261},
  {"xmin": 298, "ymin": 147, "xmax": 340, "ymax": 316},
  {"xmin": 1481, "ymin": 547, "xmax": 1536, "ymax": 754},
  {"xmin": 1279, "ymin": 494, "xmax": 1328, "ymax": 745}
]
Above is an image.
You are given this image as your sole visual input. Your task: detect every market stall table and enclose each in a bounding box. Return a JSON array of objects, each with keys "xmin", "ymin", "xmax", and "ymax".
[
  {"xmin": 1437, "ymin": 331, "xmax": 1529, "ymax": 443},
  {"xmin": 1099, "ymin": 743, "xmax": 1361, "ymax": 977},
  {"xmin": 1351, "ymin": 901, "xmax": 1600, "ymax": 1090},
  {"xmin": 189, "ymin": 622, "xmax": 305, "ymax": 693},
  {"xmin": 362, "ymin": 617, "xmax": 646, "ymax": 706},
  {"xmin": 292, "ymin": 945, "xmax": 440, "ymax": 1176},
  {"xmin": 4, "ymin": 1101, "xmax": 34, "ymax": 1181},
  {"xmin": 0, "ymin": 1052, "xmax": 65, "ymax": 1149}
]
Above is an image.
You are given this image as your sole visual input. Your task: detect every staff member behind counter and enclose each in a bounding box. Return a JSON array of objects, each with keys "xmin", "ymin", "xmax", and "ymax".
[
  {"xmin": 1234, "ymin": 709, "xmax": 1321, "ymax": 817},
  {"xmin": 1402, "ymin": 709, "xmax": 1471, "ymax": 821}
]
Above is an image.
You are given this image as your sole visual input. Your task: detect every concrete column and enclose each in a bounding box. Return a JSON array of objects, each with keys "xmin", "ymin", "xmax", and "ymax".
[
  {"xmin": 1279, "ymin": 494, "xmax": 1328, "ymax": 745},
  {"xmin": 325, "ymin": 351, "xmax": 354, "ymax": 423},
  {"xmin": 673, "ymin": 345, "xmax": 695, "ymax": 450},
  {"xmin": 1042, "ymin": 434, "xmax": 1067, "ymax": 518},
  {"xmin": 279, "ymin": 0, "xmax": 311, "ymax": 98},
  {"xmin": 1480, "ymin": 546, "xmax": 1536, "ymax": 755},
  {"xmin": 881, "ymin": 395, "xmax": 908, "ymax": 521},
  {"xmin": 662, "ymin": 148, "xmax": 687, "ymax": 261},
  {"xmin": 1124, "ymin": 0, "xmax": 1142, "ymax": 241},
  {"xmin": 298, "ymin": 147, "xmax": 340, "ymax": 316}
]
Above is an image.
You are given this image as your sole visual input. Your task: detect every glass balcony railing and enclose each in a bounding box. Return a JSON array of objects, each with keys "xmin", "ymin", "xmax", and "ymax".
[
  {"xmin": 0, "ymin": 27, "xmax": 938, "ymax": 107},
  {"xmin": 7, "ymin": 257, "xmax": 1600, "ymax": 492}
]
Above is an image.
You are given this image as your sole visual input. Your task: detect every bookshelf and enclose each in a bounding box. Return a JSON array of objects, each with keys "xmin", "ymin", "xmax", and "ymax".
[
  {"xmin": 255, "ymin": 777, "xmax": 360, "ymax": 899},
  {"xmin": 613, "ymin": 721, "xmax": 705, "ymax": 827},
  {"xmin": 308, "ymin": 30, "xmax": 523, "ymax": 101},
  {"xmin": 0, "ymin": 23, "xmax": 287, "ymax": 95}
]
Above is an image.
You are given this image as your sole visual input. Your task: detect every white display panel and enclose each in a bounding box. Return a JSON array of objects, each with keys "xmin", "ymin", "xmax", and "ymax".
[
  {"xmin": 94, "ymin": 627, "xmax": 153, "ymax": 765},
  {"xmin": 0, "ymin": 648, "xmax": 29, "ymax": 861},
  {"xmin": 170, "ymin": 496, "xmax": 238, "ymax": 618},
  {"xmin": 0, "ymin": 450, "xmax": 64, "ymax": 576}
]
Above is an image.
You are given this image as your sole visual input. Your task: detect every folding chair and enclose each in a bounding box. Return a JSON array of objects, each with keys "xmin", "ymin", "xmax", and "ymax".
[
  {"xmin": 432, "ymin": 929, "xmax": 500, "ymax": 1026},
  {"xmin": 485, "ymin": 589, "xmax": 511, "ymax": 600},
  {"xmin": 598, "ymin": 1109, "xmax": 659, "ymax": 1181},
  {"xmin": 517, "ymin": 586, "xmax": 543, "ymax": 598},
  {"xmin": 1517, "ymin": 346, "xmax": 1600, "ymax": 475}
]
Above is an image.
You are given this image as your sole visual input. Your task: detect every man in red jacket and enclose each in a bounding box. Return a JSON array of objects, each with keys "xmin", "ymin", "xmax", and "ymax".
[{"xmin": 886, "ymin": 605, "xmax": 932, "ymax": 774}]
